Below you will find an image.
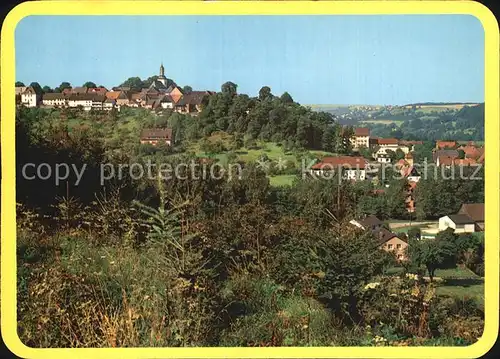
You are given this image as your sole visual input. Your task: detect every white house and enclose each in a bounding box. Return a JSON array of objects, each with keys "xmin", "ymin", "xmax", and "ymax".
[
  {"xmin": 160, "ymin": 95, "xmax": 174, "ymax": 109},
  {"xmin": 377, "ymin": 153, "xmax": 391, "ymax": 163},
  {"xmin": 438, "ymin": 214, "xmax": 476, "ymax": 233},
  {"xmin": 351, "ymin": 128, "xmax": 370, "ymax": 149},
  {"xmin": 21, "ymin": 86, "xmax": 41, "ymax": 107},
  {"xmin": 376, "ymin": 138, "xmax": 410, "ymax": 156},
  {"xmin": 92, "ymin": 95, "xmax": 105, "ymax": 110},
  {"xmin": 310, "ymin": 156, "xmax": 367, "ymax": 181},
  {"xmin": 42, "ymin": 93, "xmax": 67, "ymax": 107},
  {"xmin": 68, "ymin": 94, "xmax": 95, "ymax": 111}
]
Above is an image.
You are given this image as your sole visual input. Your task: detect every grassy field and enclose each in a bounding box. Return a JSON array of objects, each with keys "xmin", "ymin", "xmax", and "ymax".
[
  {"xmin": 436, "ymin": 281, "xmax": 484, "ymax": 307},
  {"xmin": 436, "ymin": 267, "xmax": 484, "ymax": 307},
  {"xmin": 236, "ymin": 143, "xmax": 297, "ymax": 163},
  {"xmin": 189, "ymin": 137, "xmax": 327, "ymax": 187},
  {"xmin": 434, "ymin": 267, "xmax": 480, "ymax": 279},
  {"xmin": 189, "ymin": 135, "xmax": 336, "ymax": 166}
]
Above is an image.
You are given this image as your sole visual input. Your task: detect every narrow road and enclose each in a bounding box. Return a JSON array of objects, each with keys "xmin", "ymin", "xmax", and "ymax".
[{"xmin": 389, "ymin": 221, "xmax": 437, "ymax": 229}]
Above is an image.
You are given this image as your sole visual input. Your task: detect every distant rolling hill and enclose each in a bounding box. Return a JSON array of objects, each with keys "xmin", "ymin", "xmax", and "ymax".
[{"xmin": 402, "ymin": 102, "xmax": 481, "ymax": 110}]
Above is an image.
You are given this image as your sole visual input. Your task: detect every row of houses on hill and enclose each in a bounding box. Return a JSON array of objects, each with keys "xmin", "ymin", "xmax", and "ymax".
[{"xmin": 16, "ymin": 64, "xmax": 214, "ymax": 115}]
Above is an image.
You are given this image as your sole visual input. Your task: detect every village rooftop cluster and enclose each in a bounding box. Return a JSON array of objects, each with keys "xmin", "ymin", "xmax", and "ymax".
[{"xmin": 16, "ymin": 64, "xmax": 214, "ymax": 115}]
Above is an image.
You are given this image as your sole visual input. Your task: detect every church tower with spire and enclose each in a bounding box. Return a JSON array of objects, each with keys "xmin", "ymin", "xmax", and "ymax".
[{"xmin": 158, "ymin": 62, "xmax": 167, "ymax": 86}]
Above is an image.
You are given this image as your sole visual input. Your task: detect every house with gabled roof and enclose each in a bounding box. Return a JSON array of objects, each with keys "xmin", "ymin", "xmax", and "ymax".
[
  {"xmin": 433, "ymin": 149, "xmax": 459, "ymax": 164},
  {"xmin": 15, "ymin": 86, "xmax": 27, "ymax": 104},
  {"xmin": 350, "ymin": 216, "xmax": 408, "ymax": 260},
  {"xmin": 159, "ymin": 95, "xmax": 174, "ymax": 109},
  {"xmin": 20, "ymin": 86, "xmax": 42, "ymax": 107},
  {"xmin": 439, "ymin": 214, "xmax": 476, "ymax": 233},
  {"xmin": 174, "ymin": 91, "xmax": 211, "ymax": 114},
  {"xmin": 168, "ymin": 86, "xmax": 184, "ymax": 103},
  {"xmin": 376, "ymin": 228, "xmax": 408, "ymax": 261},
  {"xmin": 350, "ymin": 215, "xmax": 384, "ymax": 232},
  {"xmin": 458, "ymin": 203, "xmax": 484, "ymax": 231},
  {"xmin": 140, "ymin": 128, "xmax": 173, "ymax": 146}
]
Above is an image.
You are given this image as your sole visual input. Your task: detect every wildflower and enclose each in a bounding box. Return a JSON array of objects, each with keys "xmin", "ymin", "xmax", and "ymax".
[
  {"xmin": 364, "ymin": 282, "xmax": 380, "ymax": 290},
  {"xmin": 405, "ymin": 273, "xmax": 418, "ymax": 280}
]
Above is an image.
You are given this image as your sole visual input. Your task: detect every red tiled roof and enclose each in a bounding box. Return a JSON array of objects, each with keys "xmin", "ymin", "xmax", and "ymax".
[
  {"xmin": 399, "ymin": 140, "xmax": 423, "ymax": 146},
  {"xmin": 355, "ymin": 127, "xmax": 370, "ymax": 136},
  {"xmin": 436, "ymin": 141, "xmax": 457, "ymax": 149},
  {"xmin": 88, "ymin": 87, "xmax": 108, "ymax": 95},
  {"xmin": 378, "ymin": 138, "xmax": 399, "ymax": 145},
  {"xmin": 105, "ymin": 91, "xmax": 122, "ymax": 100},
  {"xmin": 311, "ymin": 156, "xmax": 367, "ymax": 170},
  {"xmin": 459, "ymin": 145, "xmax": 483, "ymax": 159},
  {"xmin": 439, "ymin": 156, "xmax": 478, "ymax": 166}
]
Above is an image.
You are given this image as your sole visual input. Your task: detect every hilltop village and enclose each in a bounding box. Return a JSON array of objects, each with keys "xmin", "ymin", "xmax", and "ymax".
[{"xmin": 16, "ymin": 64, "xmax": 213, "ymax": 115}]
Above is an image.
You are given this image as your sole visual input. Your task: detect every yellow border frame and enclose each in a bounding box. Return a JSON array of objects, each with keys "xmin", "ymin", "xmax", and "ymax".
[{"xmin": 1, "ymin": 1, "xmax": 499, "ymax": 358}]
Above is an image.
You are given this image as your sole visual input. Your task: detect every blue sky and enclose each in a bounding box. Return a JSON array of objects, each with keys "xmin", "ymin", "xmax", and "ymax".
[{"xmin": 15, "ymin": 15, "xmax": 484, "ymax": 105}]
